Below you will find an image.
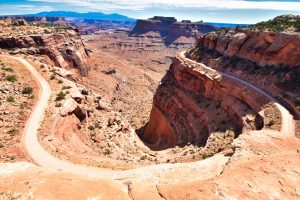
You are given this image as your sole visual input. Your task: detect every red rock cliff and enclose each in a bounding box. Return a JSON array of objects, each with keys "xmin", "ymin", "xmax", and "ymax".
[
  {"xmin": 0, "ymin": 30, "xmax": 89, "ymax": 76},
  {"xmin": 143, "ymin": 54, "xmax": 271, "ymax": 150},
  {"xmin": 187, "ymin": 28, "xmax": 300, "ymax": 119}
]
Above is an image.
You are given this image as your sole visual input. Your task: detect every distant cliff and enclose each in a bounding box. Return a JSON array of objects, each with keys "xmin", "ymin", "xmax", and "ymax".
[
  {"xmin": 130, "ymin": 16, "xmax": 219, "ymax": 45},
  {"xmin": 0, "ymin": 16, "xmax": 66, "ymax": 24}
]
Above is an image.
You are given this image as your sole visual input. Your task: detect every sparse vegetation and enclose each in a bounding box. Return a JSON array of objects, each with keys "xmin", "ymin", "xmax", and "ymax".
[
  {"xmin": 140, "ymin": 155, "xmax": 147, "ymax": 160},
  {"xmin": 50, "ymin": 74, "xmax": 56, "ymax": 80},
  {"xmin": 5, "ymin": 75, "xmax": 17, "ymax": 82},
  {"xmin": 55, "ymin": 91, "xmax": 66, "ymax": 101},
  {"xmin": 250, "ymin": 15, "xmax": 300, "ymax": 32},
  {"xmin": 7, "ymin": 128, "xmax": 18, "ymax": 136},
  {"xmin": 1, "ymin": 66, "xmax": 14, "ymax": 72},
  {"xmin": 103, "ymin": 148, "xmax": 111, "ymax": 155},
  {"xmin": 22, "ymin": 86, "xmax": 33, "ymax": 95},
  {"xmin": 62, "ymin": 85, "xmax": 72, "ymax": 90},
  {"xmin": 6, "ymin": 96, "xmax": 14, "ymax": 102},
  {"xmin": 267, "ymin": 120, "xmax": 275, "ymax": 127}
]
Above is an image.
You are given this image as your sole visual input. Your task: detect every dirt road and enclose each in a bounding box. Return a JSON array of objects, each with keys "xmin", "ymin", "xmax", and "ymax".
[{"xmin": 2, "ymin": 54, "xmax": 295, "ymax": 181}]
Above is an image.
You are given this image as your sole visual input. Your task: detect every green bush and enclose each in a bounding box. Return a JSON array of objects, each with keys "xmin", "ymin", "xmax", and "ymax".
[
  {"xmin": 6, "ymin": 96, "xmax": 14, "ymax": 102},
  {"xmin": 1, "ymin": 67, "xmax": 14, "ymax": 72},
  {"xmin": 6, "ymin": 75, "xmax": 17, "ymax": 82},
  {"xmin": 22, "ymin": 86, "xmax": 33, "ymax": 95},
  {"xmin": 7, "ymin": 128, "xmax": 17, "ymax": 136},
  {"xmin": 140, "ymin": 155, "xmax": 147, "ymax": 160},
  {"xmin": 62, "ymin": 86, "xmax": 72, "ymax": 90},
  {"xmin": 20, "ymin": 103, "xmax": 28, "ymax": 109},
  {"xmin": 55, "ymin": 91, "xmax": 66, "ymax": 101},
  {"xmin": 103, "ymin": 148, "xmax": 111, "ymax": 155}
]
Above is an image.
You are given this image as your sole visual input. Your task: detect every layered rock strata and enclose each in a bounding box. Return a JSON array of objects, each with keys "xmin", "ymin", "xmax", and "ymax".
[
  {"xmin": 187, "ymin": 29, "xmax": 300, "ymax": 118},
  {"xmin": 0, "ymin": 16, "xmax": 66, "ymax": 24},
  {"xmin": 0, "ymin": 30, "xmax": 89, "ymax": 76},
  {"xmin": 143, "ymin": 53, "xmax": 272, "ymax": 150},
  {"xmin": 131, "ymin": 16, "xmax": 218, "ymax": 45}
]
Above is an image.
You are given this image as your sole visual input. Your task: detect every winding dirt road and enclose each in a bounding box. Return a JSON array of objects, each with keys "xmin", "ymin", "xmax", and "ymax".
[
  {"xmin": 1, "ymin": 53, "xmax": 295, "ymax": 180},
  {"xmin": 180, "ymin": 51, "xmax": 295, "ymax": 136}
]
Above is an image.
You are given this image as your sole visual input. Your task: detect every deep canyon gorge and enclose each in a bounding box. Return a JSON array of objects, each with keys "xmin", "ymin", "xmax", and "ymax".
[{"xmin": 0, "ymin": 14, "xmax": 299, "ymax": 200}]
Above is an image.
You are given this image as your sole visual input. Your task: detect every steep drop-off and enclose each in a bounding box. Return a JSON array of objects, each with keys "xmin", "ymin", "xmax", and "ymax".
[
  {"xmin": 0, "ymin": 26, "xmax": 89, "ymax": 76},
  {"xmin": 187, "ymin": 27, "xmax": 300, "ymax": 119},
  {"xmin": 142, "ymin": 53, "xmax": 274, "ymax": 150}
]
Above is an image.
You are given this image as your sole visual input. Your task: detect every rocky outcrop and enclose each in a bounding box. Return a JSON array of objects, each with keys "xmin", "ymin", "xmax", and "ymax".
[
  {"xmin": 143, "ymin": 54, "xmax": 272, "ymax": 150},
  {"xmin": 0, "ymin": 16, "xmax": 66, "ymax": 24},
  {"xmin": 187, "ymin": 27, "xmax": 300, "ymax": 118},
  {"xmin": 0, "ymin": 30, "xmax": 89, "ymax": 76},
  {"xmin": 196, "ymin": 30, "xmax": 300, "ymax": 68},
  {"xmin": 131, "ymin": 16, "xmax": 219, "ymax": 45}
]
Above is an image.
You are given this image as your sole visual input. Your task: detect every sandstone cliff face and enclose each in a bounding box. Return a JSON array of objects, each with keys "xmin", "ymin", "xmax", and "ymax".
[
  {"xmin": 143, "ymin": 54, "xmax": 271, "ymax": 150},
  {"xmin": 0, "ymin": 16, "xmax": 66, "ymax": 24},
  {"xmin": 131, "ymin": 16, "xmax": 219, "ymax": 45},
  {"xmin": 0, "ymin": 30, "xmax": 89, "ymax": 76},
  {"xmin": 188, "ymin": 29, "xmax": 300, "ymax": 118},
  {"xmin": 197, "ymin": 30, "xmax": 300, "ymax": 68}
]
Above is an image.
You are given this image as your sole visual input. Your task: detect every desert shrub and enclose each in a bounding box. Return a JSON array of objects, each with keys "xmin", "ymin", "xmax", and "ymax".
[
  {"xmin": 22, "ymin": 86, "xmax": 33, "ymax": 95},
  {"xmin": 20, "ymin": 103, "xmax": 28, "ymax": 109},
  {"xmin": 267, "ymin": 120, "xmax": 275, "ymax": 127},
  {"xmin": 88, "ymin": 125, "xmax": 95, "ymax": 130},
  {"xmin": 55, "ymin": 91, "xmax": 66, "ymax": 101},
  {"xmin": 6, "ymin": 75, "xmax": 17, "ymax": 82},
  {"xmin": 140, "ymin": 155, "xmax": 147, "ymax": 160},
  {"xmin": 50, "ymin": 74, "xmax": 55, "ymax": 80},
  {"xmin": 1, "ymin": 67, "xmax": 14, "ymax": 72},
  {"xmin": 62, "ymin": 86, "xmax": 72, "ymax": 90},
  {"xmin": 6, "ymin": 96, "xmax": 14, "ymax": 102},
  {"xmin": 103, "ymin": 148, "xmax": 111, "ymax": 155},
  {"xmin": 7, "ymin": 128, "xmax": 17, "ymax": 136}
]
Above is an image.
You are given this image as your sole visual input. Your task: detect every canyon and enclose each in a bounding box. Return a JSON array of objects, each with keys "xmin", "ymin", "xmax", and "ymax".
[
  {"xmin": 0, "ymin": 14, "xmax": 299, "ymax": 199},
  {"xmin": 132, "ymin": 16, "xmax": 219, "ymax": 45},
  {"xmin": 0, "ymin": 22, "xmax": 89, "ymax": 76}
]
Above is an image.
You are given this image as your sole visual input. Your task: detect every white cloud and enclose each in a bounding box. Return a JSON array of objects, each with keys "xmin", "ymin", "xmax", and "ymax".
[
  {"xmin": 0, "ymin": 4, "xmax": 53, "ymax": 15},
  {"xmin": 27, "ymin": 0, "xmax": 300, "ymax": 11}
]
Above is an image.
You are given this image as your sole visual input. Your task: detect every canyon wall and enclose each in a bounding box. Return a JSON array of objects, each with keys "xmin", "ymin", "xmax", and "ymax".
[
  {"xmin": 0, "ymin": 16, "xmax": 66, "ymax": 24},
  {"xmin": 187, "ymin": 29, "xmax": 300, "ymax": 118},
  {"xmin": 0, "ymin": 30, "xmax": 89, "ymax": 76},
  {"xmin": 143, "ymin": 54, "xmax": 271, "ymax": 150},
  {"xmin": 196, "ymin": 30, "xmax": 300, "ymax": 68},
  {"xmin": 131, "ymin": 16, "xmax": 219, "ymax": 45}
]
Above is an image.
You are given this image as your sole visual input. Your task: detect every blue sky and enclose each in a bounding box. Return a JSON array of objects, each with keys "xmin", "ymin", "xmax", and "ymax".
[{"xmin": 0, "ymin": 0, "xmax": 299, "ymax": 23}]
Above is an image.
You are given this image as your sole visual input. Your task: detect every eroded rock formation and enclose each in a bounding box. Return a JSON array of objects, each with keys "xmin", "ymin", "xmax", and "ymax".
[
  {"xmin": 187, "ymin": 27, "xmax": 300, "ymax": 119},
  {"xmin": 131, "ymin": 16, "xmax": 219, "ymax": 45},
  {"xmin": 0, "ymin": 29, "xmax": 89, "ymax": 76},
  {"xmin": 0, "ymin": 16, "xmax": 66, "ymax": 24},
  {"xmin": 143, "ymin": 54, "xmax": 272, "ymax": 150}
]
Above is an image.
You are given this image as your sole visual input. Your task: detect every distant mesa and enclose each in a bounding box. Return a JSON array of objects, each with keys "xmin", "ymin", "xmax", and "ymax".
[
  {"xmin": 0, "ymin": 16, "xmax": 67, "ymax": 25},
  {"xmin": 130, "ymin": 16, "xmax": 219, "ymax": 45}
]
